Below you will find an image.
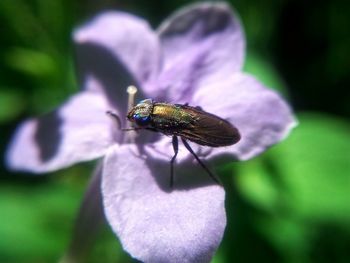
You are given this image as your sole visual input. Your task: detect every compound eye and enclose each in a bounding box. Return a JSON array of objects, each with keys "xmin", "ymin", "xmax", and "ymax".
[{"xmin": 133, "ymin": 114, "xmax": 151, "ymax": 126}]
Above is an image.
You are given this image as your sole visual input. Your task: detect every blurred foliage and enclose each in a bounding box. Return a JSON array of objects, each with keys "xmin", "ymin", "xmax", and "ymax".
[
  {"xmin": 0, "ymin": 171, "xmax": 84, "ymax": 262},
  {"xmin": 230, "ymin": 113, "xmax": 350, "ymax": 262},
  {"xmin": 1, "ymin": 0, "xmax": 349, "ymax": 263}
]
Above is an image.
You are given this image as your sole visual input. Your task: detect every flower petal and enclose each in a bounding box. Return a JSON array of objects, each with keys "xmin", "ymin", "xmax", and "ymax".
[
  {"xmin": 6, "ymin": 91, "xmax": 117, "ymax": 173},
  {"xmin": 102, "ymin": 144, "xmax": 226, "ymax": 263},
  {"xmin": 193, "ymin": 72, "xmax": 298, "ymax": 160},
  {"xmin": 74, "ymin": 11, "xmax": 161, "ymax": 110},
  {"xmin": 148, "ymin": 2, "xmax": 244, "ymax": 102}
]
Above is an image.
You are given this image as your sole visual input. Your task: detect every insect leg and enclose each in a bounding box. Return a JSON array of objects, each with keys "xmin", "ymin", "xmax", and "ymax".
[
  {"xmin": 107, "ymin": 111, "xmax": 145, "ymax": 132},
  {"xmin": 181, "ymin": 138, "xmax": 221, "ymax": 185},
  {"xmin": 106, "ymin": 111, "xmax": 122, "ymax": 129},
  {"xmin": 170, "ymin": 136, "xmax": 179, "ymax": 188}
]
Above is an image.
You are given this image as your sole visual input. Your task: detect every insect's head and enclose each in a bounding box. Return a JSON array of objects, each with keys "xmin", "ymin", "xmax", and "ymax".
[{"xmin": 127, "ymin": 98, "xmax": 153, "ymax": 127}]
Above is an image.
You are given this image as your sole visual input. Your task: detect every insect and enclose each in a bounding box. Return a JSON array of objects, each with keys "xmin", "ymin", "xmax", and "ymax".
[{"xmin": 107, "ymin": 98, "xmax": 241, "ymax": 187}]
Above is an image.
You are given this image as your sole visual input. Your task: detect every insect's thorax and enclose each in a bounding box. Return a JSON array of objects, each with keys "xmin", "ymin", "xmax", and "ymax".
[{"xmin": 151, "ymin": 103, "xmax": 194, "ymax": 131}]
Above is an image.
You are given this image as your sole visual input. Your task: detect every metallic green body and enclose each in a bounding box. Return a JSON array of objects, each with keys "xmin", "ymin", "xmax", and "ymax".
[
  {"xmin": 151, "ymin": 103, "xmax": 194, "ymax": 130},
  {"xmin": 127, "ymin": 99, "xmax": 240, "ymax": 147}
]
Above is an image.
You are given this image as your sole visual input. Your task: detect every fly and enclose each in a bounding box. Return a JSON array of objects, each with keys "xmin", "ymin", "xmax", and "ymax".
[{"xmin": 107, "ymin": 98, "xmax": 241, "ymax": 187}]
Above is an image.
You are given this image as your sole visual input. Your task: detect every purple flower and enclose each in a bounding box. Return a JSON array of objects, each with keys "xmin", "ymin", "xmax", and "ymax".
[{"xmin": 6, "ymin": 2, "xmax": 297, "ymax": 263}]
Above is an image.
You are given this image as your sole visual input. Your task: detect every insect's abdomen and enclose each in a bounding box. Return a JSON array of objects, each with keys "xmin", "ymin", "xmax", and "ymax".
[
  {"xmin": 180, "ymin": 106, "xmax": 240, "ymax": 147},
  {"xmin": 152, "ymin": 103, "xmax": 240, "ymax": 147}
]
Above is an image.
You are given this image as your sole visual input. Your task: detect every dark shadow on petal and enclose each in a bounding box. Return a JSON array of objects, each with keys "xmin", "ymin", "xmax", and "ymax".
[
  {"xmin": 34, "ymin": 110, "xmax": 62, "ymax": 163},
  {"xmin": 137, "ymin": 129, "xmax": 162, "ymax": 147},
  {"xmin": 146, "ymin": 153, "xmax": 219, "ymax": 193},
  {"xmin": 74, "ymin": 42, "xmax": 145, "ymax": 118},
  {"xmin": 202, "ymin": 6, "xmax": 231, "ymax": 36},
  {"xmin": 160, "ymin": 3, "xmax": 232, "ymax": 38}
]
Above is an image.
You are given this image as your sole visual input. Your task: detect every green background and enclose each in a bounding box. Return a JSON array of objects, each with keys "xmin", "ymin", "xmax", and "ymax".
[{"xmin": 0, "ymin": 0, "xmax": 349, "ymax": 262}]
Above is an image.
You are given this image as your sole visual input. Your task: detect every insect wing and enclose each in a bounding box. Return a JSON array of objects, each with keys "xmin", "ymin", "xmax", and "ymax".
[{"xmin": 178, "ymin": 106, "xmax": 240, "ymax": 147}]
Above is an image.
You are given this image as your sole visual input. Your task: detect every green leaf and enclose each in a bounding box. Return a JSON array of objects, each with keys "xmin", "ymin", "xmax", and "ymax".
[
  {"xmin": 0, "ymin": 176, "xmax": 84, "ymax": 263},
  {"xmin": 234, "ymin": 158, "xmax": 280, "ymax": 212},
  {"xmin": 0, "ymin": 89, "xmax": 24, "ymax": 122},
  {"xmin": 236, "ymin": 112, "xmax": 350, "ymax": 223},
  {"xmin": 5, "ymin": 47, "xmax": 57, "ymax": 77},
  {"xmin": 268, "ymin": 113, "xmax": 350, "ymax": 223},
  {"xmin": 232, "ymin": 112, "xmax": 350, "ymax": 261}
]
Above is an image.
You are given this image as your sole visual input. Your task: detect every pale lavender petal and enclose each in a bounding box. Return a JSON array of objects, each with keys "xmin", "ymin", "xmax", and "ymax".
[
  {"xmin": 6, "ymin": 91, "xmax": 117, "ymax": 173},
  {"xmin": 193, "ymin": 72, "xmax": 298, "ymax": 160},
  {"xmin": 74, "ymin": 11, "xmax": 161, "ymax": 111},
  {"xmin": 146, "ymin": 73, "xmax": 297, "ymax": 162},
  {"xmin": 102, "ymin": 145, "xmax": 226, "ymax": 263},
  {"xmin": 145, "ymin": 2, "xmax": 245, "ymax": 102}
]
